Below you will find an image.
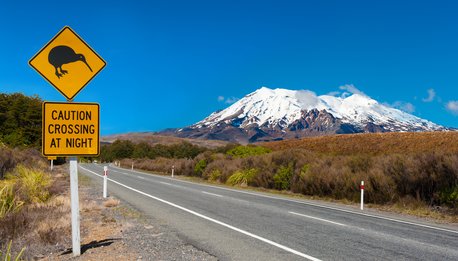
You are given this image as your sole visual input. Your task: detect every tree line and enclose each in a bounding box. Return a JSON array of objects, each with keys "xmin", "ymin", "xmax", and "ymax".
[
  {"xmin": 0, "ymin": 93, "xmax": 42, "ymax": 148},
  {"xmin": 98, "ymin": 140, "xmax": 210, "ymax": 162}
]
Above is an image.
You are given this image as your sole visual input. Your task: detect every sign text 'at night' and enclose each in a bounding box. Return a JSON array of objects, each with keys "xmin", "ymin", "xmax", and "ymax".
[{"xmin": 42, "ymin": 102, "xmax": 99, "ymax": 156}]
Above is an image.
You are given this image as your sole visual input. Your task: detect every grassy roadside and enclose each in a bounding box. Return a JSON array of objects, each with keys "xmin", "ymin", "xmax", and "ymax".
[{"xmin": 0, "ymin": 162, "xmax": 70, "ymax": 259}]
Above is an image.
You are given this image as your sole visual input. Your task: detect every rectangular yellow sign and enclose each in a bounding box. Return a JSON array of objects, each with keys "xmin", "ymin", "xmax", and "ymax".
[{"xmin": 42, "ymin": 102, "xmax": 99, "ymax": 156}]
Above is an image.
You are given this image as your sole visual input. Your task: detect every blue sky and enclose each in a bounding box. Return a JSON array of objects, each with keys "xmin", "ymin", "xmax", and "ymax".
[{"xmin": 1, "ymin": 0, "xmax": 457, "ymax": 135}]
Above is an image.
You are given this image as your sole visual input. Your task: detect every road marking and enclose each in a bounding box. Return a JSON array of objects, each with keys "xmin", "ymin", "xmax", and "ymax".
[
  {"xmin": 80, "ymin": 166, "xmax": 322, "ymax": 261},
  {"xmin": 104, "ymin": 165, "xmax": 458, "ymax": 235},
  {"xmin": 160, "ymin": 181, "xmax": 184, "ymax": 188},
  {"xmin": 289, "ymin": 211, "xmax": 347, "ymax": 227},
  {"xmin": 202, "ymin": 191, "xmax": 223, "ymax": 198}
]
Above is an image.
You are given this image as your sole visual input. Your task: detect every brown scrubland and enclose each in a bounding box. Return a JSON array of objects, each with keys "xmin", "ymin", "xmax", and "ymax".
[{"xmin": 117, "ymin": 132, "xmax": 458, "ymax": 220}]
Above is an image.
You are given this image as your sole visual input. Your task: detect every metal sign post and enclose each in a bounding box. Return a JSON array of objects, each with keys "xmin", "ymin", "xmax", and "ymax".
[
  {"xmin": 48, "ymin": 156, "xmax": 57, "ymax": 171},
  {"xmin": 69, "ymin": 157, "xmax": 80, "ymax": 256}
]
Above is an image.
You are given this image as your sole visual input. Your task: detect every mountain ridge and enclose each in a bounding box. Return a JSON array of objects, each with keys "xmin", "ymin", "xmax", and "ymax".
[{"xmin": 162, "ymin": 87, "xmax": 447, "ymax": 143}]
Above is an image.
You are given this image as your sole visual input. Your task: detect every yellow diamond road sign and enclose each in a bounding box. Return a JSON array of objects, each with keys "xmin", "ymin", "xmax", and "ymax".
[
  {"xmin": 42, "ymin": 102, "xmax": 99, "ymax": 156},
  {"xmin": 29, "ymin": 26, "xmax": 106, "ymax": 100}
]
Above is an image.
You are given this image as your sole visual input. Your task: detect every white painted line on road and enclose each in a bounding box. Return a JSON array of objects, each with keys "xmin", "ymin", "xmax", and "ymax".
[
  {"xmin": 105, "ymin": 165, "xmax": 458, "ymax": 235},
  {"xmin": 289, "ymin": 211, "xmax": 347, "ymax": 227},
  {"xmin": 160, "ymin": 181, "xmax": 184, "ymax": 188},
  {"xmin": 202, "ymin": 191, "xmax": 223, "ymax": 198},
  {"xmin": 80, "ymin": 166, "xmax": 322, "ymax": 261}
]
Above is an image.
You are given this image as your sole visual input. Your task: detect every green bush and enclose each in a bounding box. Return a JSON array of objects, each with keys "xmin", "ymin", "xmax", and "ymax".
[
  {"xmin": 226, "ymin": 168, "xmax": 258, "ymax": 186},
  {"xmin": 0, "ymin": 182, "xmax": 24, "ymax": 219},
  {"xmin": 226, "ymin": 145, "xmax": 271, "ymax": 158},
  {"xmin": 273, "ymin": 163, "xmax": 294, "ymax": 190},
  {"xmin": 132, "ymin": 142, "xmax": 152, "ymax": 159},
  {"xmin": 208, "ymin": 169, "xmax": 222, "ymax": 182},
  {"xmin": 194, "ymin": 159, "xmax": 207, "ymax": 177},
  {"xmin": 7, "ymin": 165, "xmax": 51, "ymax": 203},
  {"xmin": 440, "ymin": 186, "xmax": 458, "ymax": 207}
]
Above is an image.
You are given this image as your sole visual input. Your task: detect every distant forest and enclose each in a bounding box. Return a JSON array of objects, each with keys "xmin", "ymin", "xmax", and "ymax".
[{"xmin": 0, "ymin": 93, "xmax": 42, "ymax": 148}]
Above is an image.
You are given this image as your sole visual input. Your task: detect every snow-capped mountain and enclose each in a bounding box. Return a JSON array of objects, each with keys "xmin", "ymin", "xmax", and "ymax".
[{"xmin": 167, "ymin": 87, "xmax": 445, "ymax": 143}]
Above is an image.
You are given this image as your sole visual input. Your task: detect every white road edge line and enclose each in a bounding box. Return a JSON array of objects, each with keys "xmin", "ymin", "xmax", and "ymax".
[
  {"xmin": 289, "ymin": 211, "xmax": 347, "ymax": 227},
  {"xmin": 80, "ymin": 166, "xmax": 321, "ymax": 261},
  {"xmin": 104, "ymin": 165, "xmax": 458, "ymax": 235},
  {"xmin": 202, "ymin": 191, "xmax": 223, "ymax": 198}
]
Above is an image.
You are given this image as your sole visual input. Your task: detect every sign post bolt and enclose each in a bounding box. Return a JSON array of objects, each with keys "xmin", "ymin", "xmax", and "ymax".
[
  {"xmin": 103, "ymin": 166, "xmax": 108, "ymax": 198},
  {"xmin": 360, "ymin": 181, "xmax": 365, "ymax": 210}
]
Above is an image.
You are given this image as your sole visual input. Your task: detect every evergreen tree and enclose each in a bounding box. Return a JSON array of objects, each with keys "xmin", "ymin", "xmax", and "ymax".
[{"xmin": 0, "ymin": 93, "xmax": 42, "ymax": 148}]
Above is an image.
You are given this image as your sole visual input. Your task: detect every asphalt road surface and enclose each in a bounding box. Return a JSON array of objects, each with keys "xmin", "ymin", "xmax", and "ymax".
[{"xmin": 79, "ymin": 163, "xmax": 458, "ymax": 261}]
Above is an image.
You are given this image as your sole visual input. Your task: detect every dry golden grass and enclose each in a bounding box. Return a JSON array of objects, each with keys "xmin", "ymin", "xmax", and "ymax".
[
  {"xmin": 103, "ymin": 198, "xmax": 120, "ymax": 208},
  {"xmin": 260, "ymin": 132, "xmax": 458, "ymax": 155}
]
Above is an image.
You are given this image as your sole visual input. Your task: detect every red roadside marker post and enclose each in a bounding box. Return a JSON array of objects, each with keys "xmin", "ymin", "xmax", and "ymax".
[
  {"xmin": 360, "ymin": 181, "xmax": 365, "ymax": 210},
  {"xmin": 103, "ymin": 166, "xmax": 108, "ymax": 198}
]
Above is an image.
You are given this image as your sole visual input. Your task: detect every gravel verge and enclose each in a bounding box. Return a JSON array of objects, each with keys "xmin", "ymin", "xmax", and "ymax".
[{"xmin": 43, "ymin": 172, "xmax": 217, "ymax": 260}]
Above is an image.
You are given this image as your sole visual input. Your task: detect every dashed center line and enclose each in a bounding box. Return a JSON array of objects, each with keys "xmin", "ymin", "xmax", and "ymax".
[
  {"xmin": 160, "ymin": 181, "xmax": 184, "ymax": 188},
  {"xmin": 202, "ymin": 191, "xmax": 223, "ymax": 198},
  {"xmin": 289, "ymin": 211, "xmax": 347, "ymax": 227}
]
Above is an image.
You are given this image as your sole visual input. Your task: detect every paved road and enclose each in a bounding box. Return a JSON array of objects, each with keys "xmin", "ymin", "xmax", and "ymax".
[{"xmin": 79, "ymin": 163, "xmax": 458, "ymax": 261}]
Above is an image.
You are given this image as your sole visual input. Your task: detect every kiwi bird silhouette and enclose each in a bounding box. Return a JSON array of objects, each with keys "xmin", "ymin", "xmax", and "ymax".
[{"xmin": 48, "ymin": 45, "xmax": 93, "ymax": 78}]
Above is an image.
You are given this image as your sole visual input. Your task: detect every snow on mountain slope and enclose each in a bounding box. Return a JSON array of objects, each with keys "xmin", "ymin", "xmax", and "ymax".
[{"xmin": 194, "ymin": 87, "xmax": 442, "ymax": 132}]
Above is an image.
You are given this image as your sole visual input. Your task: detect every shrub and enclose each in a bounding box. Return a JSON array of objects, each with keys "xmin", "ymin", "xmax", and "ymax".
[
  {"xmin": 439, "ymin": 186, "xmax": 458, "ymax": 207},
  {"xmin": 208, "ymin": 169, "xmax": 222, "ymax": 182},
  {"xmin": 110, "ymin": 140, "xmax": 135, "ymax": 160},
  {"xmin": 0, "ymin": 182, "xmax": 24, "ymax": 219},
  {"xmin": 348, "ymin": 155, "xmax": 372, "ymax": 173},
  {"xmin": 194, "ymin": 159, "xmax": 207, "ymax": 177},
  {"xmin": 10, "ymin": 166, "xmax": 51, "ymax": 203},
  {"xmin": 291, "ymin": 163, "xmax": 310, "ymax": 194},
  {"xmin": 273, "ymin": 163, "xmax": 294, "ymax": 190},
  {"xmin": 226, "ymin": 168, "xmax": 258, "ymax": 186},
  {"xmin": 226, "ymin": 145, "xmax": 271, "ymax": 158},
  {"xmin": 203, "ymin": 158, "xmax": 242, "ymax": 183},
  {"xmin": 132, "ymin": 142, "xmax": 152, "ymax": 159},
  {"xmin": 0, "ymin": 149, "xmax": 16, "ymax": 180}
]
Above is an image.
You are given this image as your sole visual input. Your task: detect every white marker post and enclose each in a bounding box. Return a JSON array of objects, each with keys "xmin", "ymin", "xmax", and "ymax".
[
  {"xmin": 103, "ymin": 166, "xmax": 108, "ymax": 198},
  {"xmin": 131, "ymin": 162, "xmax": 134, "ymax": 170},
  {"xmin": 360, "ymin": 181, "xmax": 365, "ymax": 210},
  {"xmin": 50, "ymin": 159, "xmax": 54, "ymax": 172},
  {"xmin": 172, "ymin": 165, "xmax": 174, "ymax": 178},
  {"xmin": 69, "ymin": 157, "xmax": 80, "ymax": 256}
]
